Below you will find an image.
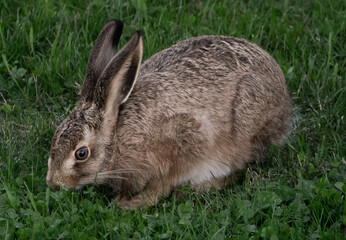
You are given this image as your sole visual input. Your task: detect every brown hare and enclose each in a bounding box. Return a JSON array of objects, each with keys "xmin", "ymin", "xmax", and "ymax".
[{"xmin": 46, "ymin": 20, "xmax": 292, "ymax": 209}]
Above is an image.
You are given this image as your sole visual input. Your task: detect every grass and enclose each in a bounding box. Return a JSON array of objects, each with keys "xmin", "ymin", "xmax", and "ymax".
[{"xmin": 0, "ymin": 0, "xmax": 345, "ymax": 239}]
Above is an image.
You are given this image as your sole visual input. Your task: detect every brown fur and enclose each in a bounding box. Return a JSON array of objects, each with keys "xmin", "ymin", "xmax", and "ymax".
[{"xmin": 46, "ymin": 20, "xmax": 292, "ymax": 209}]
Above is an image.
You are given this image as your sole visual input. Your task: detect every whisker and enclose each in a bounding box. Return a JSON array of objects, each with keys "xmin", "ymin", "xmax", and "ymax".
[
  {"xmin": 95, "ymin": 175, "xmax": 129, "ymax": 180},
  {"xmin": 98, "ymin": 169, "xmax": 141, "ymax": 175},
  {"xmin": 76, "ymin": 170, "xmax": 136, "ymax": 188}
]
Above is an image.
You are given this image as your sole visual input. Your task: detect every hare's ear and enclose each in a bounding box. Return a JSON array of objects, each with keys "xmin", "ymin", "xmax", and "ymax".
[
  {"xmin": 81, "ymin": 20, "xmax": 123, "ymax": 102},
  {"xmin": 93, "ymin": 31, "xmax": 143, "ymax": 118}
]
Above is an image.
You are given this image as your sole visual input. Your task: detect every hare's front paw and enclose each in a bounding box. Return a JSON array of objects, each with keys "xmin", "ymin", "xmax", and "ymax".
[{"xmin": 117, "ymin": 193, "xmax": 159, "ymax": 210}]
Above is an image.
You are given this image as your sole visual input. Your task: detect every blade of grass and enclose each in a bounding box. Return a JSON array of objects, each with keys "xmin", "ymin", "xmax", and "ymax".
[
  {"xmin": 50, "ymin": 23, "xmax": 62, "ymax": 60},
  {"xmin": 24, "ymin": 181, "xmax": 38, "ymax": 212},
  {"xmin": 29, "ymin": 26, "xmax": 35, "ymax": 56},
  {"xmin": 3, "ymin": 183, "xmax": 20, "ymax": 209},
  {"xmin": 0, "ymin": 23, "xmax": 6, "ymax": 51},
  {"xmin": 327, "ymin": 32, "xmax": 333, "ymax": 67},
  {"xmin": 1, "ymin": 54, "xmax": 28, "ymax": 100},
  {"xmin": 45, "ymin": 188, "xmax": 51, "ymax": 215}
]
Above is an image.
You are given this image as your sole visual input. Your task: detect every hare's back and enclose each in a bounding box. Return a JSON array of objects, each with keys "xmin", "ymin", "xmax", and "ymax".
[
  {"xmin": 138, "ymin": 35, "xmax": 284, "ymax": 83},
  {"xmin": 122, "ymin": 35, "xmax": 291, "ymax": 147},
  {"xmin": 134, "ymin": 35, "xmax": 290, "ymax": 127}
]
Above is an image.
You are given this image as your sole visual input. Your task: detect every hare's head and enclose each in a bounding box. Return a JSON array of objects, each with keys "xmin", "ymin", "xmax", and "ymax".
[{"xmin": 46, "ymin": 20, "xmax": 143, "ymax": 191}]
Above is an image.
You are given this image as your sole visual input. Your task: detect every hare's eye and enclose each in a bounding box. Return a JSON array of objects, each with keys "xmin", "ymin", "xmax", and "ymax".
[{"xmin": 75, "ymin": 146, "xmax": 89, "ymax": 160}]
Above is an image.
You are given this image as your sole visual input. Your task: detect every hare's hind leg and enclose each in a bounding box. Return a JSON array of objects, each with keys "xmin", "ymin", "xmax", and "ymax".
[
  {"xmin": 117, "ymin": 177, "xmax": 173, "ymax": 210},
  {"xmin": 250, "ymin": 114, "xmax": 291, "ymax": 160}
]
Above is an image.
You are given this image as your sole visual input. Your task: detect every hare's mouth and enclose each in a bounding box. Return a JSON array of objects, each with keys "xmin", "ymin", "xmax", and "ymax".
[{"xmin": 74, "ymin": 169, "xmax": 139, "ymax": 192}]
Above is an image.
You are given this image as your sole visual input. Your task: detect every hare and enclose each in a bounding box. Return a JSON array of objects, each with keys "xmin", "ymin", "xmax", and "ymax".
[{"xmin": 46, "ymin": 20, "xmax": 292, "ymax": 209}]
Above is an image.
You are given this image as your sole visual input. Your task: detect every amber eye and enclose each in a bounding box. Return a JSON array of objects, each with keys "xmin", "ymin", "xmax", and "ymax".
[{"xmin": 75, "ymin": 146, "xmax": 89, "ymax": 160}]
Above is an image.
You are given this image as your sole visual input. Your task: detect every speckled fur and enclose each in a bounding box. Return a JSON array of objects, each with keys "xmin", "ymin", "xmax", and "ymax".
[{"xmin": 46, "ymin": 20, "xmax": 292, "ymax": 209}]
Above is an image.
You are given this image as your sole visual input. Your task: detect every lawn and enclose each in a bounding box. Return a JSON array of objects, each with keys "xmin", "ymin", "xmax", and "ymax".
[{"xmin": 0, "ymin": 0, "xmax": 345, "ymax": 239}]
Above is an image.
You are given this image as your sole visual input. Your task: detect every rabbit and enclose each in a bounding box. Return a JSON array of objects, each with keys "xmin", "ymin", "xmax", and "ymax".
[{"xmin": 46, "ymin": 19, "xmax": 292, "ymax": 209}]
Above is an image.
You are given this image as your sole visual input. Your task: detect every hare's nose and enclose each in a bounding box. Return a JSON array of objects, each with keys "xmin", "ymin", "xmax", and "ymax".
[
  {"xmin": 46, "ymin": 172, "xmax": 59, "ymax": 191},
  {"xmin": 46, "ymin": 179, "xmax": 59, "ymax": 191}
]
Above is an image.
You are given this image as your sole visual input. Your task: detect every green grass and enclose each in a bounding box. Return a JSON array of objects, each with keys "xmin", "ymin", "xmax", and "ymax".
[{"xmin": 0, "ymin": 0, "xmax": 345, "ymax": 239}]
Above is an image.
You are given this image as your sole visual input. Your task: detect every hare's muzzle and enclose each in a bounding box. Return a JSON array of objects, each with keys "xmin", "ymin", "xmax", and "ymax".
[
  {"xmin": 46, "ymin": 176, "xmax": 59, "ymax": 191},
  {"xmin": 46, "ymin": 157, "xmax": 58, "ymax": 191},
  {"xmin": 46, "ymin": 167, "xmax": 59, "ymax": 191},
  {"xmin": 47, "ymin": 180, "xmax": 59, "ymax": 192}
]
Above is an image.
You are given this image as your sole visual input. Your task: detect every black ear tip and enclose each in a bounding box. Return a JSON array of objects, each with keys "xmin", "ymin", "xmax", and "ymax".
[
  {"xmin": 106, "ymin": 19, "xmax": 124, "ymax": 47},
  {"xmin": 107, "ymin": 19, "xmax": 123, "ymax": 28},
  {"xmin": 136, "ymin": 30, "xmax": 144, "ymax": 37},
  {"xmin": 105, "ymin": 19, "xmax": 124, "ymax": 34}
]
